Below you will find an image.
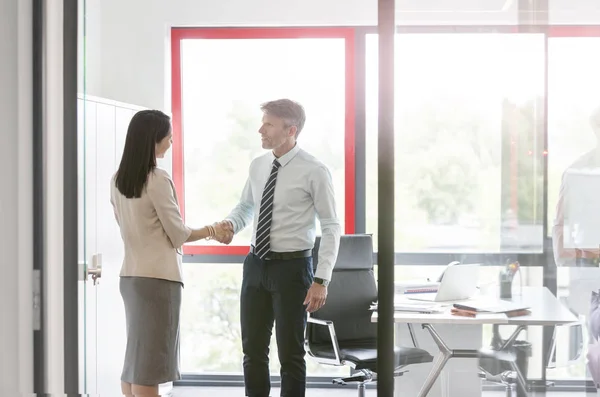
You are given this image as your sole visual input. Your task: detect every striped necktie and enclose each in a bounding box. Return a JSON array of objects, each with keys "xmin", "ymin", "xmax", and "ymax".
[{"xmin": 254, "ymin": 159, "xmax": 281, "ymax": 259}]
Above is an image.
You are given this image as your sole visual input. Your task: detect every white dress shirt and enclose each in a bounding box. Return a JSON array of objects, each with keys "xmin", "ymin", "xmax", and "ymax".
[
  {"xmin": 552, "ymin": 149, "xmax": 600, "ymax": 267},
  {"xmin": 110, "ymin": 168, "xmax": 192, "ymax": 283},
  {"xmin": 226, "ymin": 144, "xmax": 341, "ymax": 281}
]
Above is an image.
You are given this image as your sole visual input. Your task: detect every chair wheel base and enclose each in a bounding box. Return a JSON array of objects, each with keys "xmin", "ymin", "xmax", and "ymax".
[
  {"xmin": 333, "ymin": 370, "xmax": 375, "ymax": 385},
  {"xmin": 332, "ymin": 368, "xmax": 407, "ymax": 386}
]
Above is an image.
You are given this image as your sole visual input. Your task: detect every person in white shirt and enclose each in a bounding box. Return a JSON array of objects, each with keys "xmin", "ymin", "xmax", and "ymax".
[
  {"xmin": 217, "ymin": 99, "xmax": 341, "ymax": 397},
  {"xmin": 552, "ymin": 106, "xmax": 600, "ymax": 343},
  {"xmin": 110, "ymin": 110, "xmax": 231, "ymax": 397},
  {"xmin": 553, "ymin": 106, "xmax": 600, "ymax": 267}
]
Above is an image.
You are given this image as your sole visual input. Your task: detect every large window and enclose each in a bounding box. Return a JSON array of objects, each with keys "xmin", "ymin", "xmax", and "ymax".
[
  {"xmin": 365, "ymin": 33, "xmax": 545, "ymax": 253},
  {"xmin": 171, "ymin": 27, "xmax": 355, "ymax": 377},
  {"xmin": 171, "ymin": 28, "xmax": 355, "ymax": 255},
  {"xmin": 171, "ymin": 25, "xmax": 600, "ymax": 388}
]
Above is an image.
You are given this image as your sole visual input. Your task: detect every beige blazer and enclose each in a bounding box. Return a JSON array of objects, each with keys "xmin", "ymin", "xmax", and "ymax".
[{"xmin": 110, "ymin": 168, "xmax": 191, "ymax": 283}]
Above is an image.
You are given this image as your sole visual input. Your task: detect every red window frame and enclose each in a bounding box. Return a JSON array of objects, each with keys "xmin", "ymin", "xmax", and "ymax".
[
  {"xmin": 170, "ymin": 27, "xmax": 356, "ymax": 255},
  {"xmin": 547, "ymin": 26, "xmax": 600, "ymax": 37}
]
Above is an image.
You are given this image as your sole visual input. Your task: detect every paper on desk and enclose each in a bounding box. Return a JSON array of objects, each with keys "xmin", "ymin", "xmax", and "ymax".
[
  {"xmin": 370, "ymin": 299, "xmax": 444, "ymax": 313},
  {"xmin": 395, "ymin": 280, "xmax": 440, "ymax": 295}
]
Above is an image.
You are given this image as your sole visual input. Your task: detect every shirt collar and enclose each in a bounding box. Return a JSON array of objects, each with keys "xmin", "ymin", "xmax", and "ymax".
[{"xmin": 271, "ymin": 143, "xmax": 300, "ymax": 168}]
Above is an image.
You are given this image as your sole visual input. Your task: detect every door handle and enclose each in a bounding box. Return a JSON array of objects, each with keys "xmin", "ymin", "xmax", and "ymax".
[
  {"xmin": 85, "ymin": 253, "xmax": 103, "ymax": 285},
  {"xmin": 87, "ymin": 267, "xmax": 102, "ymax": 285}
]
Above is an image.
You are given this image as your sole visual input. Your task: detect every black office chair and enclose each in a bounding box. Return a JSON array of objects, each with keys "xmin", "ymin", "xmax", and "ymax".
[{"xmin": 305, "ymin": 234, "xmax": 434, "ymax": 397}]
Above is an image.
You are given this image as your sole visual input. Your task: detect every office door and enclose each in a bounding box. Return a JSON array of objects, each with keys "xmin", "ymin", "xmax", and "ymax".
[{"xmin": 78, "ymin": 94, "xmax": 133, "ymax": 395}]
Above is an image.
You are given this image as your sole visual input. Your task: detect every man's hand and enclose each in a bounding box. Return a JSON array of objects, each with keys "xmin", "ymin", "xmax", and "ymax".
[
  {"xmin": 303, "ymin": 282, "xmax": 328, "ymax": 313},
  {"xmin": 213, "ymin": 220, "xmax": 234, "ymax": 244}
]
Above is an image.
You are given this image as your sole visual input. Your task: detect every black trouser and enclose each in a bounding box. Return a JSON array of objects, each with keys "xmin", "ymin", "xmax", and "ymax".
[{"xmin": 240, "ymin": 252, "xmax": 314, "ymax": 397}]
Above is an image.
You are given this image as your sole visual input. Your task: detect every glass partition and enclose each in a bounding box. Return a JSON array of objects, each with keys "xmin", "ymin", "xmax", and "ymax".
[
  {"xmin": 547, "ymin": 34, "xmax": 600, "ymax": 386},
  {"xmin": 74, "ymin": 0, "xmax": 600, "ymax": 391}
]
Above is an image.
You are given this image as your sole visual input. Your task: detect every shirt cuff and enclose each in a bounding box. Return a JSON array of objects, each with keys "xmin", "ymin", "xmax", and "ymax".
[
  {"xmin": 224, "ymin": 218, "xmax": 238, "ymax": 234},
  {"xmin": 314, "ymin": 265, "xmax": 333, "ymax": 282}
]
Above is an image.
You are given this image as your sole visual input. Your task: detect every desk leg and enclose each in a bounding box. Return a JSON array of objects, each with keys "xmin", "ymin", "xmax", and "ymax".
[
  {"xmin": 418, "ymin": 324, "xmax": 453, "ymax": 397},
  {"xmin": 398, "ymin": 323, "xmax": 482, "ymax": 397}
]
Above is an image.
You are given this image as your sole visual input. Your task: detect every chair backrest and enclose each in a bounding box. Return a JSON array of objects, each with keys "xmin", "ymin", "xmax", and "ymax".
[{"xmin": 309, "ymin": 234, "xmax": 377, "ymax": 345}]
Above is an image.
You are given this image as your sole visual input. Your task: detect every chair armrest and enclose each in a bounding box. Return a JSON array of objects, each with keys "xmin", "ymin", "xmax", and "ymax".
[
  {"xmin": 407, "ymin": 323, "xmax": 420, "ymax": 348},
  {"xmin": 305, "ymin": 315, "xmax": 343, "ymax": 366}
]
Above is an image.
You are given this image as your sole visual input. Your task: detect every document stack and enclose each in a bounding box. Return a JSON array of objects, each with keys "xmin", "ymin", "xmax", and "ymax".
[
  {"xmin": 369, "ymin": 299, "xmax": 443, "ymax": 314},
  {"xmin": 395, "ymin": 280, "xmax": 440, "ymax": 295}
]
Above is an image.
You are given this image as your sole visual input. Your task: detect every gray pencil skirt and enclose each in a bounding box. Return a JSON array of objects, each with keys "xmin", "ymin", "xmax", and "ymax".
[{"xmin": 120, "ymin": 276, "xmax": 182, "ymax": 386}]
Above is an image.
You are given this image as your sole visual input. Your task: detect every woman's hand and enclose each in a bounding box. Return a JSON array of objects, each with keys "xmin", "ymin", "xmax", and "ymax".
[{"xmin": 212, "ymin": 221, "xmax": 234, "ymax": 244}]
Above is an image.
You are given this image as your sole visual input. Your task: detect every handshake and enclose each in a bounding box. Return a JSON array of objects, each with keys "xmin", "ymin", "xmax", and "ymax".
[{"xmin": 206, "ymin": 220, "xmax": 234, "ymax": 244}]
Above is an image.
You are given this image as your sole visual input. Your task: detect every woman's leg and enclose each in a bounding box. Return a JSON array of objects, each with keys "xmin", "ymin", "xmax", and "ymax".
[
  {"xmin": 131, "ymin": 383, "xmax": 159, "ymax": 396},
  {"xmin": 121, "ymin": 381, "xmax": 133, "ymax": 396},
  {"xmin": 121, "ymin": 278, "xmax": 135, "ymax": 397}
]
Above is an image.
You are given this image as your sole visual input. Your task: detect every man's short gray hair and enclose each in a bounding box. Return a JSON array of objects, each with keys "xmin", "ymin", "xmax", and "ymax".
[{"xmin": 260, "ymin": 99, "xmax": 306, "ymax": 138}]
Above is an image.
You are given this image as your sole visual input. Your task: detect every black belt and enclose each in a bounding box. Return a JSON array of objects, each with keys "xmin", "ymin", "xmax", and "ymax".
[{"xmin": 250, "ymin": 245, "xmax": 312, "ymax": 260}]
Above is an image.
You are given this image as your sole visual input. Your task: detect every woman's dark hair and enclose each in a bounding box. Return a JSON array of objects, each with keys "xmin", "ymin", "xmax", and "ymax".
[{"xmin": 115, "ymin": 109, "xmax": 171, "ymax": 198}]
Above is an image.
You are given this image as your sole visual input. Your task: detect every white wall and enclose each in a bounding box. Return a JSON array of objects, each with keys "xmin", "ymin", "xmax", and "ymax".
[
  {"xmin": 0, "ymin": 0, "xmax": 33, "ymax": 394},
  {"xmin": 85, "ymin": 0, "xmax": 377, "ymax": 109},
  {"xmin": 84, "ymin": 0, "xmax": 523, "ymax": 110},
  {"xmin": 0, "ymin": 0, "xmax": 20, "ymax": 392},
  {"xmin": 550, "ymin": 0, "xmax": 600, "ymax": 24},
  {"xmin": 81, "ymin": 0, "xmax": 600, "ymax": 109}
]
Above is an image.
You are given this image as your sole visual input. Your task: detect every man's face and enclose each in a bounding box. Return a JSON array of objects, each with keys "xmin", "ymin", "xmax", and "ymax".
[{"xmin": 258, "ymin": 113, "xmax": 295, "ymax": 150}]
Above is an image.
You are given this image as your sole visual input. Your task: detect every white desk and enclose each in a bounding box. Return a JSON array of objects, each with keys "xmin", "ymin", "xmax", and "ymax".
[{"xmin": 372, "ymin": 287, "xmax": 577, "ymax": 397}]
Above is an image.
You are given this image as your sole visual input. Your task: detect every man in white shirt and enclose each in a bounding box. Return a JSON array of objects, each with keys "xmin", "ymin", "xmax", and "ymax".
[
  {"xmin": 552, "ymin": 106, "xmax": 600, "ymax": 268},
  {"xmin": 218, "ymin": 99, "xmax": 341, "ymax": 397},
  {"xmin": 552, "ymin": 106, "xmax": 600, "ymax": 343}
]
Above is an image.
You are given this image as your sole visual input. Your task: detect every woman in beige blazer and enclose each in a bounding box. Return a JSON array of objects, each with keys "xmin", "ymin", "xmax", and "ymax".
[{"xmin": 110, "ymin": 110, "xmax": 229, "ymax": 397}]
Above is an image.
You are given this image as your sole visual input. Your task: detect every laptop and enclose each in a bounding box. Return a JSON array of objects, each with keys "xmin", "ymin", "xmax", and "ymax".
[{"xmin": 408, "ymin": 263, "xmax": 480, "ymax": 302}]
